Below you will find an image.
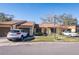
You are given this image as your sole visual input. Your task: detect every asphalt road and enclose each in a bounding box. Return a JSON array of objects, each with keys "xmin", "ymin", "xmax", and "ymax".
[{"xmin": 0, "ymin": 41, "xmax": 79, "ymax": 55}]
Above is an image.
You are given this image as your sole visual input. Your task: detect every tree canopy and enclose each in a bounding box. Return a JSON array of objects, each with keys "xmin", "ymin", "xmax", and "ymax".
[
  {"xmin": 41, "ymin": 13, "xmax": 77, "ymax": 25},
  {"xmin": 0, "ymin": 13, "xmax": 14, "ymax": 22}
]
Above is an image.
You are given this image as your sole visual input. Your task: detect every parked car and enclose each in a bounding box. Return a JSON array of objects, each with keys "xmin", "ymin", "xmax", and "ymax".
[
  {"xmin": 62, "ymin": 31, "xmax": 79, "ymax": 37},
  {"xmin": 7, "ymin": 29, "xmax": 28, "ymax": 41}
]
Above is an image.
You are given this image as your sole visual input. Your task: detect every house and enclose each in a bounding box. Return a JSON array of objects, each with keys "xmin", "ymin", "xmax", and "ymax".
[
  {"xmin": 39, "ymin": 23, "xmax": 77, "ymax": 35},
  {"xmin": 0, "ymin": 20, "xmax": 34, "ymax": 37},
  {"xmin": 0, "ymin": 20, "xmax": 77, "ymax": 37}
]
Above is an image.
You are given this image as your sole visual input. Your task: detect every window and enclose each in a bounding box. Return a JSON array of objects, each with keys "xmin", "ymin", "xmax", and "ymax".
[{"xmin": 10, "ymin": 30, "xmax": 20, "ymax": 33}]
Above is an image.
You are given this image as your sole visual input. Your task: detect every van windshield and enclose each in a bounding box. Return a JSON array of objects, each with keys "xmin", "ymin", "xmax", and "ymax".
[{"xmin": 10, "ymin": 30, "xmax": 20, "ymax": 33}]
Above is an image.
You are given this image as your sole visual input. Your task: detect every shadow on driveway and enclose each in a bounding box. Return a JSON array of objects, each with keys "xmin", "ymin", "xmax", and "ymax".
[{"xmin": 12, "ymin": 36, "xmax": 35, "ymax": 42}]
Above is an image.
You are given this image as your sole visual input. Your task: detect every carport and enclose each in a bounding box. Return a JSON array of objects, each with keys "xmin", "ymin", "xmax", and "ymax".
[{"xmin": 0, "ymin": 22, "xmax": 13, "ymax": 37}]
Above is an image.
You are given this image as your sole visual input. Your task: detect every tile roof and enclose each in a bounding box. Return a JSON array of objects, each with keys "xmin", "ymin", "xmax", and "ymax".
[
  {"xmin": 39, "ymin": 23, "xmax": 58, "ymax": 28},
  {"xmin": 0, "ymin": 20, "xmax": 26, "ymax": 25},
  {"xmin": 39, "ymin": 23, "xmax": 76, "ymax": 29},
  {"xmin": 21, "ymin": 22, "xmax": 34, "ymax": 26}
]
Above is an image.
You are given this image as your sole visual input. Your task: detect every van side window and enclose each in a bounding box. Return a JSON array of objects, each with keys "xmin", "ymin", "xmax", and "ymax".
[{"xmin": 21, "ymin": 30, "xmax": 25, "ymax": 32}]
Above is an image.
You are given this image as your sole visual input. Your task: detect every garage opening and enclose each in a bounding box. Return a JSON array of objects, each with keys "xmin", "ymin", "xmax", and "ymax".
[
  {"xmin": 19, "ymin": 28, "xmax": 30, "ymax": 35},
  {"xmin": 0, "ymin": 27, "xmax": 10, "ymax": 37},
  {"xmin": 20, "ymin": 28, "xmax": 30, "ymax": 32}
]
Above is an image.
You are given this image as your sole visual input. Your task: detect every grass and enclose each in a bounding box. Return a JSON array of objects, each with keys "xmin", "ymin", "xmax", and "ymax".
[
  {"xmin": 32, "ymin": 34, "xmax": 79, "ymax": 42},
  {"xmin": 63, "ymin": 36, "xmax": 79, "ymax": 42},
  {"xmin": 32, "ymin": 35, "xmax": 55, "ymax": 42}
]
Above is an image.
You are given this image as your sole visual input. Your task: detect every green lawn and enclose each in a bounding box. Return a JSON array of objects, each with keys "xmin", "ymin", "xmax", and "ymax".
[
  {"xmin": 32, "ymin": 34, "xmax": 79, "ymax": 42},
  {"xmin": 32, "ymin": 35, "xmax": 55, "ymax": 42}
]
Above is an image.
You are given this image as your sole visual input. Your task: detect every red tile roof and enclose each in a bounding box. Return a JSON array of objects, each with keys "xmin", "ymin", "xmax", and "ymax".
[
  {"xmin": 39, "ymin": 23, "xmax": 76, "ymax": 29},
  {"xmin": 21, "ymin": 22, "xmax": 34, "ymax": 26},
  {"xmin": 39, "ymin": 23, "xmax": 57, "ymax": 28},
  {"xmin": 0, "ymin": 20, "xmax": 26, "ymax": 25}
]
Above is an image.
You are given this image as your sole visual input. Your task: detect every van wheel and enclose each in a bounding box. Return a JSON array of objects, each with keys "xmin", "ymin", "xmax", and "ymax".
[{"xmin": 8, "ymin": 39, "xmax": 12, "ymax": 41}]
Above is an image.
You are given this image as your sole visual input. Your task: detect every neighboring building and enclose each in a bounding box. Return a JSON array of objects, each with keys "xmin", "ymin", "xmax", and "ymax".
[{"xmin": 39, "ymin": 23, "xmax": 77, "ymax": 35}]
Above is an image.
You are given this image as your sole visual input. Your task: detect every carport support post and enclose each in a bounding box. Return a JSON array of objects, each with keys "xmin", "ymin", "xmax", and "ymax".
[
  {"xmin": 10, "ymin": 25, "xmax": 13, "ymax": 30},
  {"xmin": 10, "ymin": 25, "xmax": 16, "ymax": 30},
  {"xmin": 47, "ymin": 28, "xmax": 51, "ymax": 35},
  {"xmin": 30, "ymin": 26, "xmax": 34, "ymax": 36},
  {"xmin": 41, "ymin": 28, "xmax": 44, "ymax": 34}
]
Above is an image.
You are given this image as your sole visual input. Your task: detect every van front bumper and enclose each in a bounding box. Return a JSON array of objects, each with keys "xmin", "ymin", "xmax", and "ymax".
[{"xmin": 7, "ymin": 37, "xmax": 21, "ymax": 40}]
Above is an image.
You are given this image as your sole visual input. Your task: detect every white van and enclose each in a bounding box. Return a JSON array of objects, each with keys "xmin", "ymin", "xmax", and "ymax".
[{"xmin": 7, "ymin": 29, "xmax": 28, "ymax": 41}]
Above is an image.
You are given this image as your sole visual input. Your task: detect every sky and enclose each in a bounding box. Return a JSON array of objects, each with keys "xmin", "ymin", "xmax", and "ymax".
[{"xmin": 0, "ymin": 3, "xmax": 79, "ymax": 24}]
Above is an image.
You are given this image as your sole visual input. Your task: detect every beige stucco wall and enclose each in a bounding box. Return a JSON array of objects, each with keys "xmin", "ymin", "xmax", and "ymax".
[
  {"xmin": 30, "ymin": 26, "xmax": 34, "ymax": 35},
  {"xmin": 41, "ymin": 28, "xmax": 51, "ymax": 35},
  {"xmin": 68, "ymin": 26, "xmax": 76, "ymax": 32},
  {"xmin": 46, "ymin": 28, "xmax": 51, "ymax": 35},
  {"xmin": 0, "ymin": 27, "xmax": 10, "ymax": 37}
]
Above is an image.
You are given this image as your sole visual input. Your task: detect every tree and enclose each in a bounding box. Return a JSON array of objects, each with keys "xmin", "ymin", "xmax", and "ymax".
[
  {"xmin": 41, "ymin": 14, "xmax": 62, "ymax": 24},
  {"xmin": 41, "ymin": 13, "xmax": 77, "ymax": 26},
  {"xmin": 0, "ymin": 13, "xmax": 14, "ymax": 22},
  {"xmin": 60, "ymin": 13, "xmax": 77, "ymax": 26}
]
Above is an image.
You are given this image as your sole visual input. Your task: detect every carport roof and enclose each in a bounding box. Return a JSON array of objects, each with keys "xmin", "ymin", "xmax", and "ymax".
[
  {"xmin": 17, "ymin": 22, "xmax": 34, "ymax": 28},
  {"xmin": 21, "ymin": 22, "xmax": 34, "ymax": 26},
  {"xmin": 0, "ymin": 20, "xmax": 26, "ymax": 25}
]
